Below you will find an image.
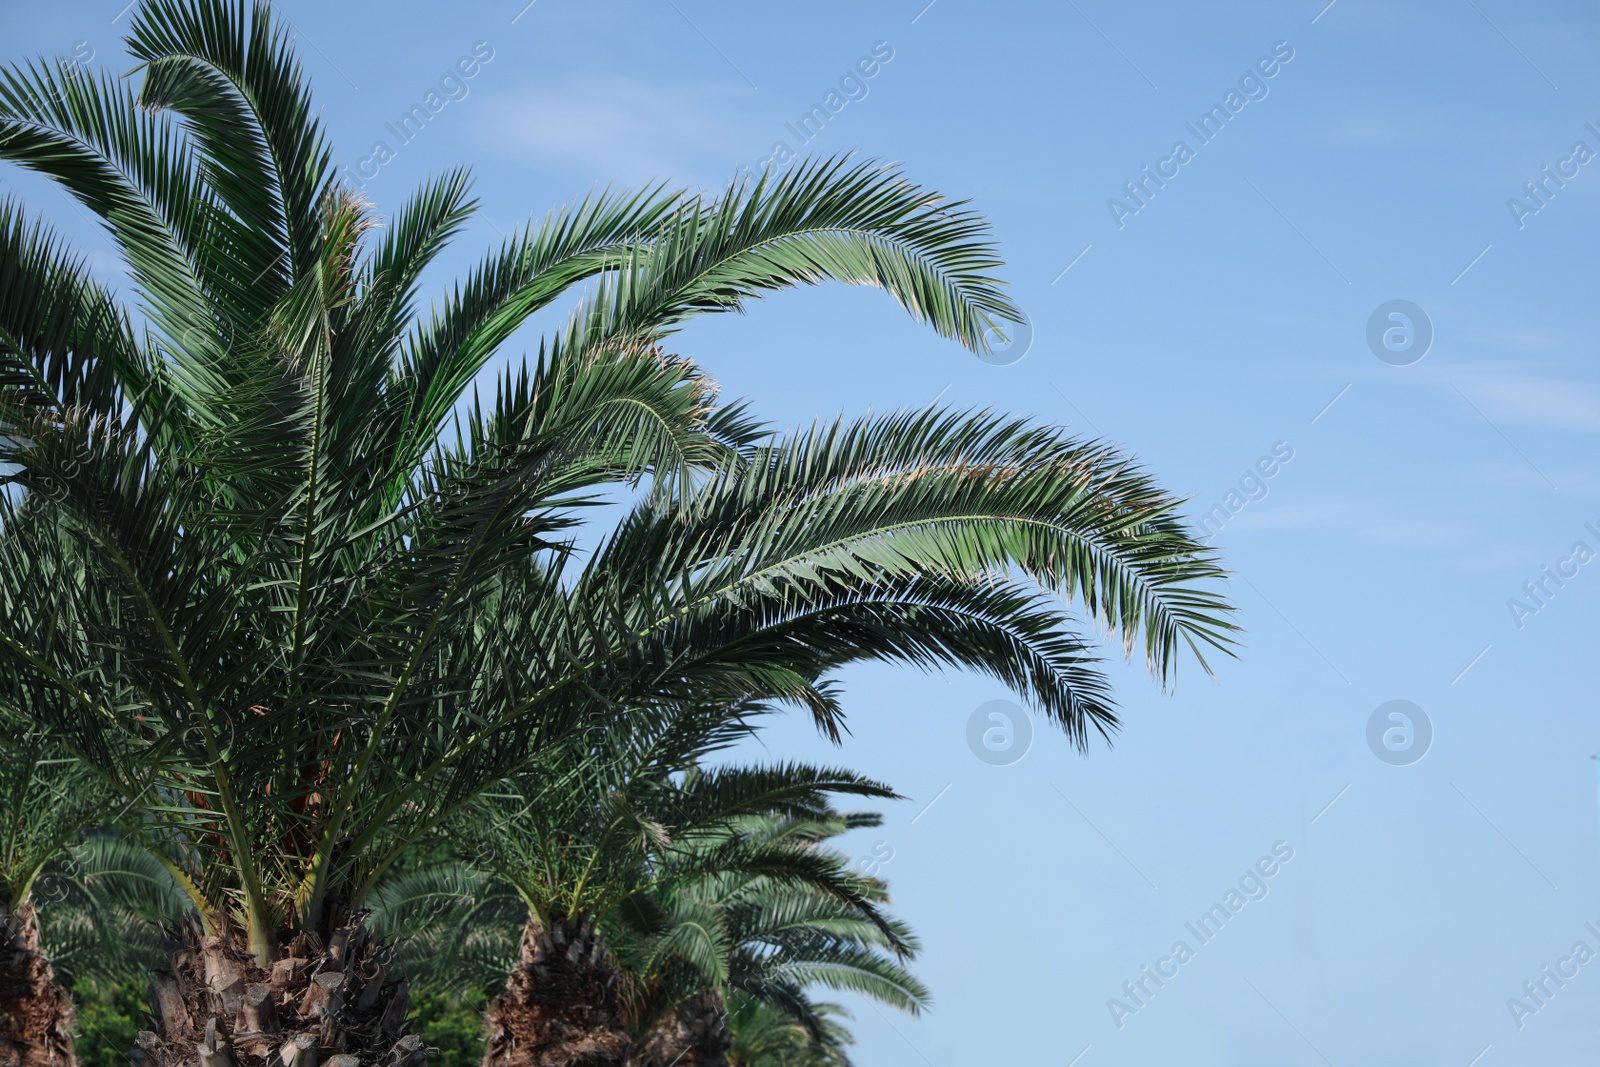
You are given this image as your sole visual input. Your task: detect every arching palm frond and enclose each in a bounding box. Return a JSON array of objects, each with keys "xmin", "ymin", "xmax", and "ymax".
[
  {"xmin": 0, "ymin": 725, "xmax": 113, "ymax": 919},
  {"xmin": 35, "ymin": 834, "xmax": 191, "ymax": 988},
  {"xmin": 724, "ymin": 994, "xmax": 855, "ymax": 1067},
  {"xmin": 364, "ymin": 859, "xmax": 523, "ymax": 996},
  {"xmin": 614, "ymin": 809, "xmax": 928, "ymax": 1067},
  {"xmin": 648, "ymin": 812, "xmax": 927, "ymax": 1007}
]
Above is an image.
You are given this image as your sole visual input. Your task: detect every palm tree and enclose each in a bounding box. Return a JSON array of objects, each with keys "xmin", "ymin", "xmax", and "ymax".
[
  {"xmin": 619, "ymin": 809, "xmax": 929, "ymax": 1067},
  {"xmin": 34, "ymin": 834, "xmax": 193, "ymax": 994},
  {"xmin": 447, "ymin": 701, "xmax": 903, "ymax": 1067},
  {"xmin": 0, "ymin": 723, "xmax": 122, "ymax": 1067},
  {"xmin": 723, "ymin": 998, "xmax": 854, "ymax": 1067},
  {"xmin": 0, "ymin": 2, "xmax": 1233, "ymax": 1063}
]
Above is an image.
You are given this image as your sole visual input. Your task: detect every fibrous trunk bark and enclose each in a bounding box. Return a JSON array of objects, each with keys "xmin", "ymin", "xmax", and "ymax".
[
  {"xmin": 137, "ymin": 913, "xmax": 422, "ymax": 1067},
  {"xmin": 628, "ymin": 991, "xmax": 728, "ymax": 1067},
  {"xmin": 480, "ymin": 919, "xmax": 629, "ymax": 1067},
  {"xmin": 0, "ymin": 901, "xmax": 76, "ymax": 1067}
]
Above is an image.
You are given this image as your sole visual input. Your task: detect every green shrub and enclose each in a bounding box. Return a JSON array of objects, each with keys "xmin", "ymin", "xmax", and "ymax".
[
  {"xmin": 411, "ymin": 986, "xmax": 488, "ymax": 1067},
  {"xmin": 68, "ymin": 975, "xmax": 489, "ymax": 1067},
  {"xmin": 71, "ymin": 976, "xmax": 144, "ymax": 1067}
]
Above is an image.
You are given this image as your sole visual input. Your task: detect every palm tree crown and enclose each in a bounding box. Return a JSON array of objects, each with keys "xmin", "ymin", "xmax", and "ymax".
[{"xmin": 0, "ymin": 2, "xmax": 1234, "ymax": 1064}]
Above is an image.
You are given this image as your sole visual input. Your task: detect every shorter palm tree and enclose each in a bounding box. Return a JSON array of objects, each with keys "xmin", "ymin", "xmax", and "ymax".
[
  {"xmin": 462, "ymin": 704, "xmax": 900, "ymax": 1067},
  {"xmin": 0, "ymin": 725, "xmax": 127, "ymax": 1067},
  {"xmin": 723, "ymin": 998, "xmax": 853, "ymax": 1067},
  {"xmin": 367, "ymin": 689, "xmax": 918, "ymax": 1067},
  {"xmin": 34, "ymin": 834, "xmax": 191, "ymax": 993},
  {"xmin": 370, "ymin": 798, "xmax": 921, "ymax": 1067},
  {"xmin": 620, "ymin": 809, "xmax": 927, "ymax": 1067},
  {"xmin": 364, "ymin": 862, "xmax": 521, "ymax": 1018}
]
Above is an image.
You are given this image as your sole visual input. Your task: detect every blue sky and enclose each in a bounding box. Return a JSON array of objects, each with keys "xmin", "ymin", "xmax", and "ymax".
[{"xmin": 11, "ymin": 1, "xmax": 1600, "ymax": 1063}]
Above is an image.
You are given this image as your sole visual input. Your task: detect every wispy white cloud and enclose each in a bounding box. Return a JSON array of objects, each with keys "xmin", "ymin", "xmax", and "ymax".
[
  {"xmin": 1455, "ymin": 461, "xmax": 1600, "ymax": 496},
  {"xmin": 1222, "ymin": 494, "xmax": 1473, "ymax": 548},
  {"xmin": 470, "ymin": 75, "xmax": 757, "ymax": 185},
  {"xmin": 1446, "ymin": 366, "xmax": 1600, "ymax": 433}
]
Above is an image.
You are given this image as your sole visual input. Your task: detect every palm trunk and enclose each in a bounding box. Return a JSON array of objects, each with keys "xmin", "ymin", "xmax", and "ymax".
[
  {"xmin": 480, "ymin": 919, "xmax": 629, "ymax": 1067},
  {"xmin": 137, "ymin": 912, "xmax": 423, "ymax": 1067},
  {"xmin": 628, "ymin": 991, "xmax": 728, "ymax": 1067},
  {"xmin": 0, "ymin": 900, "xmax": 76, "ymax": 1067}
]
